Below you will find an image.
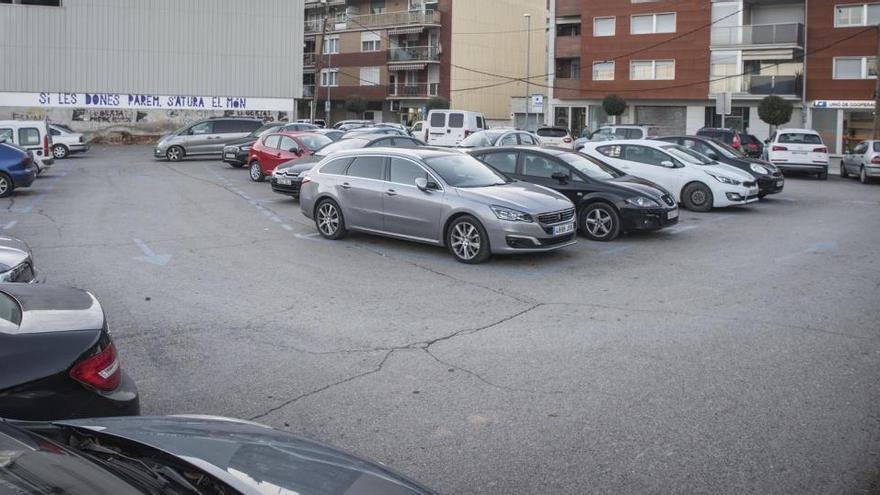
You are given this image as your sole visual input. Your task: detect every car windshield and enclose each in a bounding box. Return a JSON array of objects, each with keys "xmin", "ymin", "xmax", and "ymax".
[
  {"xmin": 299, "ymin": 134, "xmax": 332, "ymax": 151},
  {"xmin": 424, "ymin": 154, "xmax": 509, "ymax": 188},
  {"xmin": 559, "ymin": 153, "xmax": 624, "ymax": 180},
  {"xmin": 709, "ymin": 139, "xmax": 744, "ymax": 158},
  {"xmin": 537, "ymin": 128, "xmax": 568, "ymax": 137},
  {"xmin": 459, "ymin": 130, "xmax": 505, "ymax": 148},
  {"xmin": 662, "ymin": 145, "xmax": 714, "ymax": 165},
  {"xmin": 778, "ymin": 133, "xmax": 822, "ymax": 145},
  {"xmin": 315, "ymin": 138, "xmax": 370, "ymax": 156},
  {"xmin": 252, "ymin": 124, "xmax": 281, "ymax": 138}
]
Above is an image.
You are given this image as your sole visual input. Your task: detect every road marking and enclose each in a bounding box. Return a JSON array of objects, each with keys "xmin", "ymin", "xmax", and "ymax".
[
  {"xmin": 2, "ymin": 220, "xmax": 17, "ymax": 230},
  {"xmin": 132, "ymin": 238, "xmax": 172, "ymax": 266}
]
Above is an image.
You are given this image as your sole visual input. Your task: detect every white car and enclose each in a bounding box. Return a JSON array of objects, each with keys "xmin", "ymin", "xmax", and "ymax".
[
  {"xmin": 0, "ymin": 120, "xmax": 54, "ymax": 174},
  {"xmin": 536, "ymin": 126, "xmax": 574, "ymax": 149},
  {"xmin": 457, "ymin": 128, "xmax": 541, "ymax": 148},
  {"xmin": 49, "ymin": 124, "xmax": 89, "ymax": 159},
  {"xmin": 841, "ymin": 139, "xmax": 880, "ymax": 184},
  {"xmin": 764, "ymin": 128, "xmax": 829, "ymax": 180},
  {"xmin": 581, "ymin": 139, "xmax": 759, "ymax": 212}
]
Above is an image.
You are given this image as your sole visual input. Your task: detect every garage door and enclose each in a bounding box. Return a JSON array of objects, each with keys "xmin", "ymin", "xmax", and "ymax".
[{"xmin": 635, "ymin": 106, "xmax": 686, "ymax": 136}]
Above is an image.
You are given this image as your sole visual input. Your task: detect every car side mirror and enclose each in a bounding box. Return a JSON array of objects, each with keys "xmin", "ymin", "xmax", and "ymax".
[
  {"xmin": 661, "ymin": 160, "xmax": 676, "ymax": 168},
  {"xmin": 551, "ymin": 172, "xmax": 569, "ymax": 184},
  {"xmin": 289, "ymin": 147, "xmax": 301, "ymax": 154},
  {"xmin": 415, "ymin": 177, "xmax": 428, "ymax": 191}
]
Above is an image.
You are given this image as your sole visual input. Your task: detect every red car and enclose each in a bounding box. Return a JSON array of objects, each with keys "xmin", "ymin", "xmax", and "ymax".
[{"xmin": 247, "ymin": 132, "xmax": 332, "ymax": 182}]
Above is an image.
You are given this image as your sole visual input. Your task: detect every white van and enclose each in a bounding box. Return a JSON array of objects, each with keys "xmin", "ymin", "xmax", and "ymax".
[
  {"xmin": 0, "ymin": 120, "xmax": 54, "ymax": 174},
  {"xmin": 426, "ymin": 110, "xmax": 488, "ymax": 147}
]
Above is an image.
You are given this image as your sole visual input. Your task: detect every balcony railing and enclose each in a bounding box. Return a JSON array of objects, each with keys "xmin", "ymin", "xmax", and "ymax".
[
  {"xmin": 336, "ymin": 10, "xmax": 441, "ymax": 31},
  {"xmin": 388, "ymin": 83, "xmax": 439, "ymax": 98},
  {"xmin": 388, "ymin": 46, "xmax": 440, "ymax": 62},
  {"xmin": 303, "ymin": 85, "xmax": 315, "ymax": 98},
  {"xmin": 711, "ymin": 23, "xmax": 803, "ymax": 47},
  {"xmin": 305, "ymin": 19, "xmax": 323, "ymax": 33},
  {"xmin": 303, "ymin": 53, "xmax": 316, "ymax": 66},
  {"xmin": 710, "ymin": 74, "xmax": 802, "ymax": 96}
]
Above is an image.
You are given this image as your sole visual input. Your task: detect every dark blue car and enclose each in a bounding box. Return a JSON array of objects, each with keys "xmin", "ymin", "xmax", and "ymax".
[{"xmin": 0, "ymin": 142, "xmax": 37, "ymax": 198}]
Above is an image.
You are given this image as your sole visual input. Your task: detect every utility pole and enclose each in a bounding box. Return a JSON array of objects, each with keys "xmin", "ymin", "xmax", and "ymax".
[
  {"xmin": 874, "ymin": 24, "xmax": 880, "ymax": 139},
  {"xmin": 311, "ymin": 0, "xmax": 330, "ymax": 124},
  {"xmin": 524, "ymin": 13, "xmax": 532, "ymax": 131}
]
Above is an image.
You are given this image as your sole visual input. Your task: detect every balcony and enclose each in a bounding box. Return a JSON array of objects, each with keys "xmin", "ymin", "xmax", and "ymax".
[
  {"xmin": 710, "ymin": 23, "xmax": 804, "ymax": 49},
  {"xmin": 303, "ymin": 53, "xmax": 316, "ymax": 66},
  {"xmin": 388, "ymin": 46, "xmax": 440, "ymax": 63},
  {"xmin": 303, "ymin": 85, "xmax": 315, "ymax": 98},
  {"xmin": 305, "ymin": 19, "xmax": 323, "ymax": 34},
  {"xmin": 334, "ymin": 9, "xmax": 441, "ymax": 31},
  {"xmin": 710, "ymin": 74, "xmax": 802, "ymax": 97},
  {"xmin": 388, "ymin": 83, "xmax": 439, "ymax": 98}
]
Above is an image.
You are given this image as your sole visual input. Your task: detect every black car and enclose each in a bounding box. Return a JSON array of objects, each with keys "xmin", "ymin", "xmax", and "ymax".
[
  {"xmin": 743, "ymin": 133, "xmax": 764, "ymax": 159},
  {"xmin": 657, "ymin": 135, "xmax": 785, "ymax": 198},
  {"xmin": 470, "ymin": 146, "xmax": 679, "ymax": 241},
  {"xmin": 0, "ymin": 235, "xmax": 38, "ymax": 283},
  {"xmin": 696, "ymin": 127, "xmax": 745, "ymax": 154},
  {"xmin": 271, "ymin": 134, "xmax": 425, "ymax": 199},
  {"xmin": 0, "ymin": 284, "xmax": 139, "ymax": 420},
  {"xmin": 222, "ymin": 123, "xmax": 321, "ymax": 167},
  {"xmin": 0, "ymin": 415, "xmax": 438, "ymax": 494}
]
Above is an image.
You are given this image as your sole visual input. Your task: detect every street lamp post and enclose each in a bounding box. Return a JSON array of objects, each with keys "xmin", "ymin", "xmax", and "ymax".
[{"xmin": 524, "ymin": 13, "xmax": 531, "ymax": 131}]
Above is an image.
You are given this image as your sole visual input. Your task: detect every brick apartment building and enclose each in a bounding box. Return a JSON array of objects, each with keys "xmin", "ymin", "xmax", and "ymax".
[
  {"xmin": 302, "ymin": 0, "xmax": 546, "ymax": 127},
  {"xmin": 548, "ymin": 0, "xmax": 879, "ymax": 154}
]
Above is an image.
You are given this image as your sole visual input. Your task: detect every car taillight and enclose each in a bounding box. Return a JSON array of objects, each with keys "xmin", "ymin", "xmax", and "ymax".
[
  {"xmin": 43, "ymin": 135, "xmax": 49, "ymax": 157},
  {"xmin": 872, "ymin": 155, "xmax": 880, "ymax": 164},
  {"xmin": 563, "ymin": 137, "xmax": 572, "ymax": 143},
  {"xmin": 772, "ymin": 145, "xmax": 788, "ymax": 151},
  {"xmin": 70, "ymin": 343, "xmax": 121, "ymax": 392},
  {"xmin": 813, "ymin": 147, "xmax": 827, "ymax": 153}
]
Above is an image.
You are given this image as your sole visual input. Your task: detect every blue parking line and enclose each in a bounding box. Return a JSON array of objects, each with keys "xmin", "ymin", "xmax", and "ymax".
[{"xmin": 3, "ymin": 220, "xmax": 17, "ymax": 230}]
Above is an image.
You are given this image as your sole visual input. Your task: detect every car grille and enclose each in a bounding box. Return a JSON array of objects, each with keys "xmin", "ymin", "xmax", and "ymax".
[
  {"xmin": 537, "ymin": 208, "xmax": 575, "ymax": 224},
  {"xmin": 661, "ymin": 194, "xmax": 675, "ymax": 207},
  {"xmin": 743, "ymin": 181, "xmax": 757, "ymax": 188},
  {"xmin": 541, "ymin": 233, "xmax": 576, "ymax": 246}
]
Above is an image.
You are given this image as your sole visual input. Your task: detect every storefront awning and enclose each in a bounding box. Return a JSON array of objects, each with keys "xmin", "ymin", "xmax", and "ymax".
[
  {"xmin": 388, "ymin": 26, "xmax": 424, "ymax": 35},
  {"xmin": 389, "ymin": 63, "xmax": 427, "ymax": 71}
]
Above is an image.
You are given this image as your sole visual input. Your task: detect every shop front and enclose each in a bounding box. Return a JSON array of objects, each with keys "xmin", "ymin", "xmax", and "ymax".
[{"xmin": 810, "ymin": 100, "xmax": 876, "ymax": 155}]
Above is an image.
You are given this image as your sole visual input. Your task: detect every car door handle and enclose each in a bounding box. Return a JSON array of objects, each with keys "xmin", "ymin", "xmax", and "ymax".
[
  {"xmin": 341, "ymin": 182, "xmax": 352, "ymax": 189},
  {"xmin": 385, "ymin": 189, "xmax": 397, "ymax": 196}
]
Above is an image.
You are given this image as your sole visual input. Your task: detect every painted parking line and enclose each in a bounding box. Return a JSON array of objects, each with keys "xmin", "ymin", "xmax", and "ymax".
[
  {"xmin": 13, "ymin": 186, "xmax": 55, "ymax": 214},
  {"xmin": 3, "ymin": 220, "xmax": 17, "ymax": 230}
]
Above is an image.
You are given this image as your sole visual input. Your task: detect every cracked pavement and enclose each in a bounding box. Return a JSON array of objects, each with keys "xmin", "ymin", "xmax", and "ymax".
[{"xmin": 2, "ymin": 145, "xmax": 878, "ymax": 494}]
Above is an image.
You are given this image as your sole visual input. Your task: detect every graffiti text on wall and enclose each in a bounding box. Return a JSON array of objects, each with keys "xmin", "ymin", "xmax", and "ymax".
[{"xmin": 0, "ymin": 92, "xmax": 293, "ymax": 112}]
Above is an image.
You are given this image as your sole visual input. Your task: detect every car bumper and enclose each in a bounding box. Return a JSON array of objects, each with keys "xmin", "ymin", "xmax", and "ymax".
[
  {"xmin": 620, "ymin": 206, "xmax": 679, "ymax": 232},
  {"xmin": 772, "ymin": 162, "xmax": 828, "ymax": 173},
  {"xmin": 153, "ymin": 146, "xmax": 168, "ymax": 158},
  {"xmin": 757, "ymin": 175, "xmax": 785, "ymax": 195},
  {"xmin": 714, "ymin": 185, "xmax": 760, "ymax": 207},
  {"xmin": 486, "ymin": 220, "xmax": 578, "ymax": 254},
  {"xmin": 222, "ymin": 149, "xmax": 249, "ymax": 165},
  {"xmin": 271, "ymin": 176, "xmax": 302, "ymax": 197},
  {"xmin": 864, "ymin": 165, "xmax": 880, "ymax": 177},
  {"xmin": 12, "ymin": 168, "xmax": 37, "ymax": 188}
]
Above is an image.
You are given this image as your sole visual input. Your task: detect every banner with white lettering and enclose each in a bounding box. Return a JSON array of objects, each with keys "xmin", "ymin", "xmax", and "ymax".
[{"xmin": 0, "ymin": 92, "xmax": 293, "ymax": 112}]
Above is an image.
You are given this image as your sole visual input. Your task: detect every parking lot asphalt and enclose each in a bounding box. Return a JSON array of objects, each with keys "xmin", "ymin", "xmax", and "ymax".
[{"xmin": 2, "ymin": 145, "xmax": 878, "ymax": 494}]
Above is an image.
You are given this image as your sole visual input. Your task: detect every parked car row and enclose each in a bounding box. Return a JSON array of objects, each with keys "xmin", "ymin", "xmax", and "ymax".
[{"xmin": 0, "ymin": 234, "xmax": 439, "ymax": 494}]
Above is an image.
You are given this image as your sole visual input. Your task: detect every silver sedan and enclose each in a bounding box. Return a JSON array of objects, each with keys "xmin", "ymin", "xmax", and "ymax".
[
  {"xmin": 841, "ymin": 140, "xmax": 880, "ymax": 184},
  {"xmin": 299, "ymin": 148, "xmax": 577, "ymax": 263}
]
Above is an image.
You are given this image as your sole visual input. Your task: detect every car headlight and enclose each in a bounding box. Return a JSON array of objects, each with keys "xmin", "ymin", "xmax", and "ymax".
[
  {"xmin": 490, "ymin": 205, "xmax": 533, "ymax": 222},
  {"xmin": 297, "ymin": 171, "xmax": 307, "ymax": 178},
  {"xmin": 750, "ymin": 163, "xmax": 769, "ymax": 175},
  {"xmin": 707, "ymin": 173, "xmax": 741, "ymax": 186},
  {"xmin": 240, "ymin": 145, "xmax": 251, "ymax": 152},
  {"xmin": 625, "ymin": 196, "xmax": 660, "ymax": 208}
]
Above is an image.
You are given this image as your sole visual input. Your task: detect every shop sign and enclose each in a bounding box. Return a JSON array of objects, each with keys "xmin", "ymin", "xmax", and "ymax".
[
  {"xmin": 0, "ymin": 91, "xmax": 293, "ymax": 111},
  {"xmin": 811, "ymin": 100, "xmax": 875, "ymax": 109}
]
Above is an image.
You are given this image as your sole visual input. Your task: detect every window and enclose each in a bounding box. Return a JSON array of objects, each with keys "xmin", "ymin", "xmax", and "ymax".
[
  {"xmin": 189, "ymin": 122, "xmax": 213, "ymax": 135},
  {"xmin": 390, "ymin": 158, "xmax": 428, "ymax": 185},
  {"xmin": 476, "ymin": 116, "xmax": 485, "ymax": 129},
  {"xmin": 631, "ymin": 13, "xmax": 676, "ymax": 34},
  {"xmin": 321, "ymin": 68, "xmax": 339, "ymax": 87},
  {"xmin": 390, "ymin": 137, "xmax": 422, "ymax": 147},
  {"xmin": 558, "ymin": 23, "xmax": 582, "ymax": 36},
  {"xmin": 597, "ymin": 145, "xmax": 622, "ymax": 158},
  {"xmin": 50, "ymin": 128, "xmax": 61, "ymax": 136},
  {"xmin": 448, "ymin": 113, "xmax": 464, "ymax": 128},
  {"xmin": 592, "ymin": 61, "xmax": 615, "ymax": 80},
  {"xmin": 320, "ymin": 157, "xmax": 354, "ymax": 175},
  {"xmin": 430, "ymin": 112, "xmax": 446, "ymax": 127},
  {"xmin": 778, "ymin": 133, "xmax": 823, "ymax": 145},
  {"xmin": 556, "ymin": 58, "xmax": 581, "ymax": 79},
  {"xmin": 519, "ymin": 134, "xmax": 538, "ymax": 145},
  {"xmin": 370, "ymin": 0, "xmax": 385, "ymax": 14},
  {"xmin": 278, "ymin": 136, "xmax": 299, "ymax": 152},
  {"xmin": 593, "ymin": 17, "xmax": 615, "ymax": 36},
  {"xmin": 0, "ymin": 292, "xmax": 22, "ymax": 327},
  {"xmin": 263, "ymin": 135, "xmax": 281, "ymax": 149},
  {"xmin": 522, "ymin": 154, "xmax": 571, "ymax": 179},
  {"xmin": 361, "ymin": 32, "xmax": 381, "ymax": 52},
  {"xmin": 360, "ymin": 67, "xmax": 380, "ymax": 86},
  {"xmin": 833, "ymin": 56, "xmax": 877, "ymax": 79},
  {"xmin": 622, "ymin": 145, "xmax": 671, "ymax": 166},
  {"xmin": 480, "ymin": 152, "xmax": 518, "ymax": 174},
  {"xmin": 299, "ymin": 135, "xmax": 332, "ymax": 151},
  {"xmin": 559, "ymin": 153, "xmax": 622, "ymax": 180},
  {"xmin": 323, "ymin": 36, "xmax": 339, "ymax": 54},
  {"xmin": 835, "ymin": 3, "xmax": 880, "ymax": 27},
  {"xmin": 18, "ymin": 128, "xmax": 40, "ymax": 146},
  {"xmin": 499, "ymin": 134, "xmax": 519, "ymax": 146},
  {"xmin": 347, "ymin": 156, "xmax": 386, "ymax": 180},
  {"xmin": 0, "ymin": 129, "xmax": 13, "ymax": 142},
  {"xmin": 630, "ymin": 60, "xmax": 675, "ymax": 80},
  {"xmin": 215, "ymin": 120, "xmax": 258, "ymax": 133}
]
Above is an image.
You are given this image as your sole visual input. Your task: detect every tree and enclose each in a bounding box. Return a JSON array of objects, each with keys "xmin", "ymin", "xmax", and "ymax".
[
  {"xmin": 427, "ymin": 97, "xmax": 450, "ymax": 110},
  {"xmin": 758, "ymin": 95, "xmax": 793, "ymax": 134},
  {"xmin": 345, "ymin": 95, "xmax": 368, "ymax": 115},
  {"xmin": 602, "ymin": 94, "xmax": 627, "ymax": 124}
]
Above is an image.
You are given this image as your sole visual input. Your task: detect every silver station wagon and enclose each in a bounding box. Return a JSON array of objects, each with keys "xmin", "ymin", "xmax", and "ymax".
[{"xmin": 299, "ymin": 148, "xmax": 577, "ymax": 263}]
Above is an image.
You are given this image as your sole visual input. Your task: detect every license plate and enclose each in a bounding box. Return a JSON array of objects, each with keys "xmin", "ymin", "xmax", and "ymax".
[
  {"xmin": 792, "ymin": 151, "xmax": 807, "ymax": 155},
  {"xmin": 553, "ymin": 222, "xmax": 575, "ymax": 236},
  {"xmin": 277, "ymin": 178, "xmax": 292, "ymax": 185},
  {"xmin": 224, "ymin": 152, "xmax": 235, "ymax": 159},
  {"xmin": 667, "ymin": 208, "xmax": 679, "ymax": 220},
  {"xmin": 776, "ymin": 180, "xmax": 784, "ymax": 187}
]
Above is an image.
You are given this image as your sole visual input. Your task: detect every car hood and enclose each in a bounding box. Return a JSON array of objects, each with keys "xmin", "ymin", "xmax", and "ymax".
[
  {"xmin": 276, "ymin": 155, "xmax": 322, "ymax": 174},
  {"xmin": 0, "ymin": 235, "xmax": 31, "ymax": 272},
  {"xmin": 55, "ymin": 416, "xmax": 437, "ymax": 495},
  {"xmin": 607, "ymin": 175, "xmax": 670, "ymax": 200},
  {"xmin": 456, "ymin": 181, "xmax": 573, "ymax": 213},
  {"xmin": 703, "ymin": 163, "xmax": 756, "ymax": 182},
  {"xmin": 223, "ymin": 137, "xmax": 258, "ymax": 148}
]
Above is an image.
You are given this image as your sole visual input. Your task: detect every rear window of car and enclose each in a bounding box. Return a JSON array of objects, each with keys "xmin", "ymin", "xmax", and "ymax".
[
  {"xmin": 476, "ymin": 116, "xmax": 484, "ymax": 129},
  {"xmin": 0, "ymin": 129, "xmax": 13, "ymax": 142},
  {"xmin": 448, "ymin": 114, "xmax": 464, "ymax": 128},
  {"xmin": 778, "ymin": 133, "xmax": 822, "ymax": 145},
  {"xmin": 0, "ymin": 292, "xmax": 22, "ymax": 326},
  {"xmin": 536, "ymin": 128, "xmax": 567, "ymax": 137},
  {"xmin": 430, "ymin": 113, "xmax": 446, "ymax": 127},
  {"xmin": 320, "ymin": 157, "xmax": 353, "ymax": 175},
  {"xmin": 18, "ymin": 128, "xmax": 40, "ymax": 146},
  {"xmin": 874, "ymin": 142, "xmax": 880, "ymax": 152},
  {"xmin": 623, "ymin": 129, "xmax": 644, "ymax": 139}
]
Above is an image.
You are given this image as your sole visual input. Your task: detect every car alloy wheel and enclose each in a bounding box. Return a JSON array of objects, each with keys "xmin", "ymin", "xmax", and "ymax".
[
  {"xmin": 682, "ymin": 183, "xmax": 713, "ymax": 212},
  {"xmin": 249, "ymin": 162, "xmax": 264, "ymax": 182},
  {"xmin": 51, "ymin": 144, "xmax": 68, "ymax": 159},
  {"xmin": 447, "ymin": 216, "xmax": 490, "ymax": 264},
  {"xmin": 315, "ymin": 200, "xmax": 346, "ymax": 239},
  {"xmin": 861, "ymin": 166, "xmax": 869, "ymax": 184},
  {"xmin": 166, "ymin": 146, "xmax": 183, "ymax": 162},
  {"xmin": 0, "ymin": 174, "xmax": 11, "ymax": 198},
  {"xmin": 581, "ymin": 204, "xmax": 620, "ymax": 241}
]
